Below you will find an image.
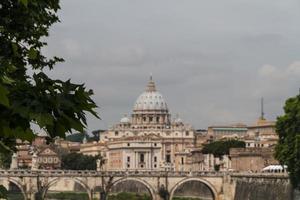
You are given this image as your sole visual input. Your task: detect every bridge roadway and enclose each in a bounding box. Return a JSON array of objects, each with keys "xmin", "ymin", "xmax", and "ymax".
[{"xmin": 0, "ymin": 170, "xmax": 289, "ymax": 200}]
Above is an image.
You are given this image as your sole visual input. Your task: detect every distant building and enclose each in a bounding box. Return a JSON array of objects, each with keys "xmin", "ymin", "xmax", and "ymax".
[
  {"xmin": 230, "ymin": 147, "xmax": 278, "ymax": 172},
  {"xmin": 194, "ymin": 129, "xmax": 211, "ymax": 148},
  {"xmin": 207, "ymin": 124, "xmax": 248, "ymax": 140},
  {"xmin": 97, "ymin": 77, "xmax": 195, "ymax": 171},
  {"xmin": 80, "ymin": 141, "xmax": 106, "ymax": 156},
  {"xmin": 245, "ymin": 118, "xmax": 278, "ymax": 148},
  {"xmin": 36, "ymin": 146, "xmax": 61, "ymax": 170},
  {"xmin": 77, "ymin": 78, "xmax": 280, "ymax": 173},
  {"xmin": 54, "ymin": 138, "xmax": 81, "ymax": 153},
  {"xmin": 16, "ymin": 134, "xmax": 62, "ymax": 169},
  {"xmin": 16, "ymin": 140, "xmax": 32, "ymax": 168},
  {"xmin": 228, "ymin": 119, "xmax": 279, "ymax": 172}
]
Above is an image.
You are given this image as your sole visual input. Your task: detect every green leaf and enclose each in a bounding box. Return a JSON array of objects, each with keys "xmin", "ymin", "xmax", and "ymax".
[
  {"xmin": 0, "ymin": 84, "xmax": 9, "ymax": 107},
  {"xmin": 19, "ymin": 0, "xmax": 28, "ymax": 7},
  {"xmin": 31, "ymin": 113, "xmax": 54, "ymax": 127},
  {"xmin": 3, "ymin": 127, "xmax": 13, "ymax": 137},
  {"xmin": 11, "ymin": 43, "xmax": 18, "ymax": 56},
  {"xmin": 28, "ymin": 47, "xmax": 38, "ymax": 60},
  {"xmin": 2, "ymin": 75, "xmax": 15, "ymax": 85},
  {"xmin": 12, "ymin": 127, "xmax": 35, "ymax": 142},
  {"xmin": 62, "ymin": 114, "xmax": 84, "ymax": 133},
  {"xmin": 7, "ymin": 64, "xmax": 17, "ymax": 73}
]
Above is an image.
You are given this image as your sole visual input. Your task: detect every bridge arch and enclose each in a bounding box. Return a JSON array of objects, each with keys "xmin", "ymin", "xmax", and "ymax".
[
  {"xmin": 7, "ymin": 178, "xmax": 27, "ymax": 200},
  {"xmin": 42, "ymin": 177, "xmax": 91, "ymax": 199},
  {"xmin": 169, "ymin": 177, "xmax": 218, "ymax": 200},
  {"xmin": 109, "ymin": 177, "xmax": 156, "ymax": 199}
]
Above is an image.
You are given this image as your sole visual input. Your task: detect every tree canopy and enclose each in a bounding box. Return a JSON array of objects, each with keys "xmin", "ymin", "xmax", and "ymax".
[
  {"xmin": 0, "ymin": 0, "xmax": 98, "ymax": 197},
  {"xmin": 66, "ymin": 132, "xmax": 98, "ymax": 143},
  {"xmin": 61, "ymin": 152, "xmax": 101, "ymax": 170},
  {"xmin": 201, "ymin": 139, "xmax": 245, "ymax": 157},
  {"xmin": 0, "ymin": 0, "xmax": 98, "ymax": 152},
  {"xmin": 275, "ymin": 94, "xmax": 300, "ymax": 189}
]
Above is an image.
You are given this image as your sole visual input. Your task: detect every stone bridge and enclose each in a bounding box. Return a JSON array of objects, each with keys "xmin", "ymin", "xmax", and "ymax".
[{"xmin": 0, "ymin": 170, "xmax": 289, "ymax": 200}]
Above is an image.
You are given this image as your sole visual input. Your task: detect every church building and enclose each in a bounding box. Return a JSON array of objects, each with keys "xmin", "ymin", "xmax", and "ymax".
[{"xmin": 99, "ymin": 77, "xmax": 195, "ymax": 171}]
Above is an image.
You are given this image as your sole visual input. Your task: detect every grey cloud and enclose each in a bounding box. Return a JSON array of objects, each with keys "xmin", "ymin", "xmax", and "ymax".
[{"xmin": 43, "ymin": 0, "xmax": 300, "ymax": 132}]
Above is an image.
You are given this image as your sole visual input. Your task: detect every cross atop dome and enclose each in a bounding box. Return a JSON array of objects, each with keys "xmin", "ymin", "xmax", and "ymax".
[{"xmin": 146, "ymin": 75, "xmax": 156, "ymax": 92}]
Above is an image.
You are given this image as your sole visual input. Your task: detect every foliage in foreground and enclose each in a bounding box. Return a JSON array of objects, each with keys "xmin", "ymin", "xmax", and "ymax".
[
  {"xmin": 173, "ymin": 197, "xmax": 206, "ymax": 200},
  {"xmin": 66, "ymin": 132, "xmax": 98, "ymax": 142},
  {"xmin": 0, "ymin": 0, "xmax": 98, "ymax": 198},
  {"xmin": 46, "ymin": 192, "xmax": 89, "ymax": 200},
  {"xmin": 61, "ymin": 152, "xmax": 101, "ymax": 170},
  {"xmin": 201, "ymin": 140, "xmax": 245, "ymax": 157},
  {"xmin": 158, "ymin": 186, "xmax": 169, "ymax": 200},
  {"xmin": 0, "ymin": 151, "xmax": 12, "ymax": 169},
  {"xmin": 108, "ymin": 192, "xmax": 151, "ymax": 200},
  {"xmin": 275, "ymin": 94, "xmax": 300, "ymax": 189},
  {"xmin": 0, "ymin": 0, "xmax": 98, "ymax": 155}
]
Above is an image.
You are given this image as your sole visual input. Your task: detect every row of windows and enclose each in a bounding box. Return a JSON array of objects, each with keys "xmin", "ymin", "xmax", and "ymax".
[
  {"xmin": 247, "ymin": 143, "xmax": 265, "ymax": 147},
  {"xmin": 38, "ymin": 157, "xmax": 59, "ymax": 163},
  {"xmin": 127, "ymin": 164, "xmax": 158, "ymax": 168},
  {"xmin": 116, "ymin": 131, "xmax": 190, "ymax": 137},
  {"xmin": 126, "ymin": 155, "xmax": 158, "ymax": 163},
  {"xmin": 126, "ymin": 143, "xmax": 157, "ymax": 147}
]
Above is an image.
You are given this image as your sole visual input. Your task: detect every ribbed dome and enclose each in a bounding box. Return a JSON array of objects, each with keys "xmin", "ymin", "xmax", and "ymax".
[
  {"xmin": 133, "ymin": 76, "xmax": 168, "ymax": 111},
  {"xmin": 134, "ymin": 91, "xmax": 168, "ymax": 110}
]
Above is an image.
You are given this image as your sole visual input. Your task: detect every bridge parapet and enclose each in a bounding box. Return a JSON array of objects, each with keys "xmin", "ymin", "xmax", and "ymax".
[
  {"xmin": 0, "ymin": 169, "xmax": 289, "ymax": 178},
  {"xmin": 231, "ymin": 172, "xmax": 289, "ymax": 179}
]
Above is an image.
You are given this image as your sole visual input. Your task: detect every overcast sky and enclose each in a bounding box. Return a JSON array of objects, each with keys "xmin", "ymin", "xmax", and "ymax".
[{"xmin": 44, "ymin": 0, "xmax": 300, "ymax": 132}]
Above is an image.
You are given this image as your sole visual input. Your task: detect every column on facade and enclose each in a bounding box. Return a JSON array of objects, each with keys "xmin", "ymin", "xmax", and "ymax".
[
  {"xmin": 134, "ymin": 152, "xmax": 137, "ymax": 168},
  {"xmin": 132, "ymin": 115, "xmax": 136, "ymax": 124},
  {"xmin": 145, "ymin": 152, "xmax": 148, "ymax": 169},
  {"xmin": 159, "ymin": 115, "xmax": 163, "ymax": 124},
  {"xmin": 148, "ymin": 151, "xmax": 151, "ymax": 169}
]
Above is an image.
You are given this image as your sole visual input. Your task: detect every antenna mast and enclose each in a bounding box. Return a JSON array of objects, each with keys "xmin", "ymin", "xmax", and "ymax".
[{"xmin": 260, "ymin": 97, "xmax": 265, "ymax": 120}]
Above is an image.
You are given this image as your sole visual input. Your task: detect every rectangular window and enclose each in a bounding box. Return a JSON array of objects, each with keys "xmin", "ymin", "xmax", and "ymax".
[
  {"xmin": 127, "ymin": 156, "xmax": 130, "ymax": 162},
  {"xmin": 181, "ymin": 157, "xmax": 184, "ymax": 164},
  {"xmin": 166, "ymin": 155, "xmax": 171, "ymax": 163},
  {"xmin": 154, "ymin": 156, "xmax": 157, "ymax": 162},
  {"xmin": 140, "ymin": 153, "xmax": 144, "ymax": 162}
]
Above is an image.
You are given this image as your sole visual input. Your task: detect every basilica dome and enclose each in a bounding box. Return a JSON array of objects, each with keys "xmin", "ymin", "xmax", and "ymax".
[{"xmin": 133, "ymin": 77, "xmax": 168, "ymax": 111}]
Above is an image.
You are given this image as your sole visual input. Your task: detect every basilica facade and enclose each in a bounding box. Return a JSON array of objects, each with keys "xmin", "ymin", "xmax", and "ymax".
[{"xmin": 99, "ymin": 77, "xmax": 196, "ymax": 171}]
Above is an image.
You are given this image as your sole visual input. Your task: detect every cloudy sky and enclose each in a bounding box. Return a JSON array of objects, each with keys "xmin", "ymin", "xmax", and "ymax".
[{"xmin": 44, "ymin": 0, "xmax": 300, "ymax": 132}]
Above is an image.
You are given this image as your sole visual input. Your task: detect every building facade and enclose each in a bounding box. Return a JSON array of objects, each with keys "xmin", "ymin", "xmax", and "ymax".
[
  {"xmin": 15, "ymin": 134, "xmax": 62, "ymax": 170},
  {"xmin": 99, "ymin": 77, "xmax": 195, "ymax": 171}
]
